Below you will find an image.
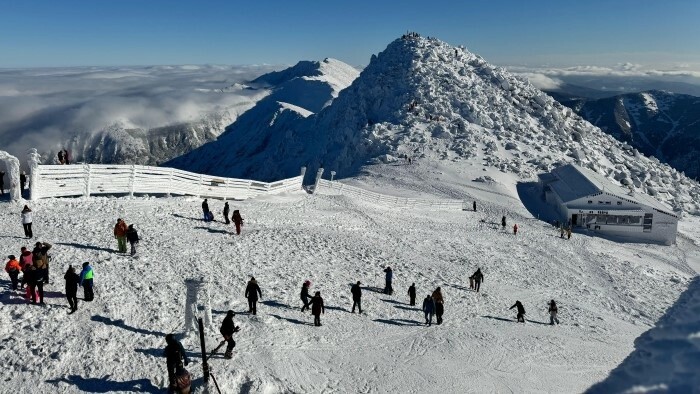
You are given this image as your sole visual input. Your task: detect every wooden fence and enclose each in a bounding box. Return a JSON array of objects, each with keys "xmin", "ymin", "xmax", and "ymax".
[{"xmin": 32, "ymin": 164, "xmax": 304, "ymax": 200}]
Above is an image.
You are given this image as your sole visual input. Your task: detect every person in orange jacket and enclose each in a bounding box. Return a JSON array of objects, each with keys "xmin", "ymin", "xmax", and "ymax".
[
  {"xmin": 5, "ymin": 255, "xmax": 21, "ymax": 290},
  {"xmin": 114, "ymin": 218, "xmax": 128, "ymax": 253},
  {"xmin": 513, "ymin": 223, "xmax": 519, "ymax": 235}
]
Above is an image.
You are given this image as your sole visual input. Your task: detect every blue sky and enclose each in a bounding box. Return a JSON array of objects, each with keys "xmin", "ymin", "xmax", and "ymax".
[{"xmin": 1, "ymin": 0, "xmax": 698, "ymax": 68}]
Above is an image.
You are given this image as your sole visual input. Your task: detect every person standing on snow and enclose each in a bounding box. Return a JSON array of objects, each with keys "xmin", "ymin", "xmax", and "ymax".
[
  {"xmin": 64, "ymin": 265, "xmax": 80, "ymax": 313},
  {"xmin": 80, "ymin": 262, "xmax": 94, "ymax": 302},
  {"xmin": 20, "ymin": 171, "xmax": 26, "ymax": 193},
  {"xmin": 5, "ymin": 255, "xmax": 21, "ymax": 290},
  {"xmin": 21, "ymin": 205, "xmax": 33, "ymax": 238},
  {"xmin": 548, "ymin": 300, "xmax": 560, "ymax": 325},
  {"xmin": 232, "ymin": 210, "xmax": 244, "ymax": 235},
  {"xmin": 220, "ymin": 310, "xmax": 241, "ymax": 359},
  {"xmin": 310, "ymin": 291, "xmax": 325, "ymax": 326},
  {"xmin": 351, "ymin": 281, "xmax": 362, "ymax": 313},
  {"xmin": 471, "ymin": 268, "xmax": 484, "ymax": 292},
  {"xmin": 501, "ymin": 215, "xmax": 507, "ymax": 230},
  {"xmin": 513, "ymin": 223, "xmax": 519, "ymax": 235},
  {"xmin": 423, "ymin": 294, "xmax": 435, "ymax": 326},
  {"xmin": 25, "ymin": 265, "xmax": 42, "ymax": 304},
  {"xmin": 126, "ymin": 224, "xmax": 139, "ymax": 256},
  {"xmin": 510, "ymin": 300, "xmax": 526, "ymax": 323},
  {"xmin": 407, "ymin": 283, "xmax": 417, "ymax": 306},
  {"xmin": 383, "ymin": 266, "xmax": 393, "ymax": 295},
  {"xmin": 114, "ymin": 218, "xmax": 128, "ymax": 253},
  {"xmin": 164, "ymin": 334, "xmax": 190, "ymax": 393},
  {"xmin": 32, "ymin": 241, "xmax": 51, "ymax": 284},
  {"xmin": 0, "ymin": 170, "xmax": 5, "ymax": 196},
  {"xmin": 473, "ymin": 201, "xmax": 477, "ymax": 212},
  {"xmin": 202, "ymin": 199, "xmax": 210, "ymax": 221},
  {"xmin": 223, "ymin": 202, "xmax": 230, "ymax": 225},
  {"xmin": 245, "ymin": 277, "xmax": 262, "ymax": 315},
  {"xmin": 567, "ymin": 228, "xmax": 572, "ymax": 240},
  {"xmin": 432, "ymin": 287, "xmax": 444, "ymax": 325},
  {"xmin": 57, "ymin": 150, "xmax": 65, "ymax": 164},
  {"xmin": 300, "ymin": 280, "xmax": 311, "ymax": 312}
]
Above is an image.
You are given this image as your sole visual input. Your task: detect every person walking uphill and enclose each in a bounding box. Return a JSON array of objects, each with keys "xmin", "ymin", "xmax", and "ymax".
[
  {"xmin": 351, "ymin": 281, "xmax": 362, "ymax": 313},
  {"xmin": 223, "ymin": 202, "xmax": 230, "ymax": 225},
  {"xmin": 64, "ymin": 265, "xmax": 80, "ymax": 313},
  {"xmin": 383, "ymin": 266, "xmax": 393, "ymax": 295},
  {"xmin": 501, "ymin": 215, "xmax": 507, "ymax": 230},
  {"xmin": 408, "ymin": 283, "xmax": 416, "ymax": 306},
  {"xmin": 32, "ymin": 241, "xmax": 51, "ymax": 284},
  {"xmin": 232, "ymin": 210, "xmax": 244, "ymax": 235},
  {"xmin": 548, "ymin": 300, "xmax": 560, "ymax": 325},
  {"xmin": 80, "ymin": 262, "xmax": 94, "ymax": 302},
  {"xmin": 310, "ymin": 291, "xmax": 325, "ymax": 326},
  {"xmin": 423, "ymin": 294, "xmax": 435, "ymax": 326},
  {"xmin": 21, "ymin": 205, "xmax": 33, "ymax": 238},
  {"xmin": 510, "ymin": 300, "xmax": 526, "ymax": 323},
  {"xmin": 245, "ymin": 277, "xmax": 262, "ymax": 315},
  {"xmin": 114, "ymin": 218, "xmax": 128, "ymax": 253},
  {"xmin": 432, "ymin": 287, "xmax": 444, "ymax": 325},
  {"xmin": 5, "ymin": 255, "xmax": 21, "ymax": 290},
  {"xmin": 164, "ymin": 333, "xmax": 191, "ymax": 394},
  {"xmin": 300, "ymin": 280, "xmax": 311, "ymax": 312},
  {"xmin": 126, "ymin": 224, "xmax": 139, "ymax": 256},
  {"xmin": 513, "ymin": 223, "xmax": 519, "ymax": 235},
  {"xmin": 220, "ymin": 310, "xmax": 240, "ymax": 359},
  {"xmin": 471, "ymin": 268, "xmax": 484, "ymax": 292}
]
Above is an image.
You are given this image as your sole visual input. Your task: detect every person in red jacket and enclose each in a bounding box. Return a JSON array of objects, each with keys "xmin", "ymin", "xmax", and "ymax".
[
  {"xmin": 114, "ymin": 218, "xmax": 128, "ymax": 253},
  {"xmin": 5, "ymin": 255, "xmax": 21, "ymax": 290},
  {"xmin": 513, "ymin": 223, "xmax": 519, "ymax": 235},
  {"xmin": 232, "ymin": 210, "xmax": 244, "ymax": 235}
]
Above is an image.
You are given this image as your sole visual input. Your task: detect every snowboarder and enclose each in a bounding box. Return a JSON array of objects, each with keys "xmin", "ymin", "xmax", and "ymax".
[
  {"xmin": 407, "ymin": 283, "xmax": 416, "ymax": 306},
  {"xmin": 383, "ymin": 266, "xmax": 393, "ymax": 295},
  {"xmin": 223, "ymin": 202, "xmax": 230, "ymax": 225},
  {"xmin": 232, "ymin": 209, "xmax": 244, "ymax": 235},
  {"xmin": 513, "ymin": 223, "xmax": 518, "ymax": 235},
  {"xmin": 80, "ymin": 262, "xmax": 94, "ymax": 302},
  {"xmin": 0, "ymin": 170, "xmax": 5, "ymax": 195},
  {"xmin": 432, "ymin": 287, "xmax": 444, "ymax": 325},
  {"xmin": 310, "ymin": 291, "xmax": 325, "ymax": 326},
  {"xmin": 32, "ymin": 241, "xmax": 51, "ymax": 284},
  {"xmin": 21, "ymin": 205, "xmax": 33, "ymax": 238},
  {"xmin": 126, "ymin": 224, "xmax": 139, "ymax": 256},
  {"xmin": 501, "ymin": 215, "xmax": 506, "ymax": 230},
  {"xmin": 201, "ymin": 199, "xmax": 209, "ymax": 221},
  {"xmin": 20, "ymin": 171, "xmax": 26, "ymax": 192},
  {"xmin": 25, "ymin": 265, "xmax": 43, "ymax": 304},
  {"xmin": 64, "ymin": 265, "xmax": 80, "ymax": 313},
  {"xmin": 473, "ymin": 201, "xmax": 477, "ymax": 212},
  {"xmin": 244, "ymin": 277, "xmax": 262, "ymax": 315},
  {"xmin": 510, "ymin": 300, "xmax": 526, "ymax": 323},
  {"xmin": 5, "ymin": 255, "xmax": 21, "ymax": 290},
  {"xmin": 471, "ymin": 268, "xmax": 483, "ymax": 292},
  {"xmin": 220, "ymin": 310, "xmax": 240, "ymax": 359},
  {"xmin": 548, "ymin": 300, "xmax": 560, "ymax": 325},
  {"xmin": 164, "ymin": 334, "xmax": 190, "ymax": 394},
  {"xmin": 114, "ymin": 218, "xmax": 128, "ymax": 253},
  {"xmin": 300, "ymin": 280, "xmax": 311, "ymax": 312},
  {"xmin": 422, "ymin": 294, "xmax": 435, "ymax": 326},
  {"xmin": 351, "ymin": 281, "xmax": 362, "ymax": 313}
]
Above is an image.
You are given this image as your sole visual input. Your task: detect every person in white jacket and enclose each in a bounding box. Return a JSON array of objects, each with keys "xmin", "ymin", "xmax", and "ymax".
[{"xmin": 21, "ymin": 205, "xmax": 33, "ymax": 238}]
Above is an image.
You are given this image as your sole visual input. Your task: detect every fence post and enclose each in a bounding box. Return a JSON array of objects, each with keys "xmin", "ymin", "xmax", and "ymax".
[
  {"xmin": 246, "ymin": 180, "xmax": 253, "ymax": 199},
  {"xmin": 313, "ymin": 168, "xmax": 324, "ymax": 194},
  {"xmin": 0, "ymin": 150, "xmax": 21, "ymax": 202},
  {"xmin": 300, "ymin": 166, "xmax": 306, "ymax": 190},
  {"xmin": 84, "ymin": 164, "xmax": 92, "ymax": 198},
  {"xmin": 167, "ymin": 168, "xmax": 174, "ymax": 197},
  {"xmin": 26, "ymin": 148, "xmax": 41, "ymax": 201},
  {"xmin": 129, "ymin": 164, "xmax": 136, "ymax": 197}
]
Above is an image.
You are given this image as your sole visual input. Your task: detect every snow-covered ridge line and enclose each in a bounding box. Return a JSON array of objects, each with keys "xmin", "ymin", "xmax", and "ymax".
[
  {"xmin": 32, "ymin": 163, "xmax": 304, "ymax": 201},
  {"xmin": 316, "ymin": 179, "xmax": 466, "ymax": 210}
]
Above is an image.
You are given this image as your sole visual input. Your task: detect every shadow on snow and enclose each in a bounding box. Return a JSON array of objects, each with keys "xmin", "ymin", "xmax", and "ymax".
[
  {"xmin": 45, "ymin": 375, "xmax": 160, "ymax": 393},
  {"xmin": 91, "ymin": 315, "xmax": 166, "ymax": 337}
]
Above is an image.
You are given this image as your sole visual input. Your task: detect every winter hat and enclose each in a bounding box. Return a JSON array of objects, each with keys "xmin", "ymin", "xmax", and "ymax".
[
  {"xmin": 82, "ymin": 262, "xmax": 89, "ymax": 268},
  {"xmin": 35, "ymin": 242, "xmax": 41, "ymax": 247},
  {"xmin": 21, "ymin": 247, "xmax": 26, "ymax": 252},
  {"xmin": 357, "ymin": 281, "xmax": 361, "ymax": 285},
  {"xmin": 8, "ymin": 255, "xmax": 15, "ymax": 260},
  {"xmin": 315, "ymin": 291, "xmax": 321, "ymax": 296},
  {"xmin": 227, "ymin": 310, "xmax": 235, "ymax": 316}
]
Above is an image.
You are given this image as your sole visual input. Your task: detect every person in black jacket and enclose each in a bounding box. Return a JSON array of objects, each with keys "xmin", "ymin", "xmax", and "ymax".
[
  {"xmin": 0, "ymin": 171, "xmax": 5, "ymax": 196},
  {"xmin": 126, "ymin": 224, "xmax": 139, "ymax": 256},
  {"xmin": 407, "ymin": 283, "xmax": 416, "ymax": 306},
  {"xmin": 201, "ymin": 199, "xmax": 209, "ymax": 221},
  {"xmin": 351, "ymin": 281, "xmax": 362, "ymax": 313},
  {"xmin": 223, "ymin": 202, "xmax": 230, "ymax": 225},
  {"xmin": 25, "ymin": 265, "xmax": 43, "ymax": 304},
  {"xmin": 300, "ymin": 280, "xmax": 311, "ymax": 312},
  {"xmin": 501, "ymin": 215, "xmax": 507, "ymax": 230},
  {"xmin": 220, "ymin": 310, "xmax": 240, "ymax": 359},
  {"xmin": 164, "ymin": 334, "xmax": 190, "ymax": 392},
  {"xmin": 310, "ymin": 291, "xmax": 325, "ymax": 326},
  {"xmin": 20, "ymin": 171, "xmax": 26, "ymax": 192},
  {"xmin": 510, "ymin": 300, "xmax": 526, "ymax": 323},
  {"xmin": 245, "ymin": 277, "xmax": 262, "ymax": 315},
  {"xmin": 471, "ymin": 268, "xmax": 484, "ymax": 292},
  {"xmin": 64, "ymin": 265, "xmax": 80, "ymax": 313}
]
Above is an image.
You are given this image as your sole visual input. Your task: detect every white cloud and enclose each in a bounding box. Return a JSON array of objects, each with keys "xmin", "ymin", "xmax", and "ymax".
[{"xmin": 517, "ymin": 73, "xmax": 563, "ymax": 90}]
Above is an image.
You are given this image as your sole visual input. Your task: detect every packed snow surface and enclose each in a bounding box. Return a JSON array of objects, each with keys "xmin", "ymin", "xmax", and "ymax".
[{"xmin": 1, "ymin": 166, "xmax": 698, "ymax": 392}]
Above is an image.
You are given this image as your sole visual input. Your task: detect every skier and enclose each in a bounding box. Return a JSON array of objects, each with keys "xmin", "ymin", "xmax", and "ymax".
[
  {"xmin": 21, "ymin": 205, "xmax": 33, "ymax": 238},
  {"xmin": 5, "ymin": 255, "xmax": 21, "ymax": 290},
  {"xmin": 548, "ymin": 300, "xmax": 560, "ymax": 325},
  {"xmin": 64, "ymin": 265, "xmax": 80, "ymax": 313},
  {"xmin": 126, "ymin": 224, "xmax": 139, "ymax": 256},
  {"xmin": 471, "ymin": 268, "xmax": 484, "ymax": 292},
  {"xmin": 432, "ymin": 287, "xmax": 444, "ymax": 325},
  {"xmin": 25, "ymin": 265, "xmax": 43, "ymax": 304},
  {"xmin": 407, "ymin": 283, "xmax": 416, "ymax": 306},
  {"xmin": 351, "ymin": 281, "xmax": 362, "ymax": 313},
  {"xmin": 0, "ymin": 170, "xmax": 4, "ymax": 195},
  {"xmin": 114, "ymin": 218, "xmax": 128, "ymax": 253},
  {"xmin": 232, "ymin": 210, "xmax": 244, "ymax": 235},
  {"xmin": 80, "ymin": 262, "xmax": 94, "ymax": 302},
  {"xmin": 310, "ymin": 291, "xmax": 325, "ymax": 326},
  {"xmin": 163, "ymin": 334, "xmax": 190, "ymax": 394},
  {"xmin": 509, "ymin": 300, "xmax": 526, "ymax": 323},
  {"xmin": 223, "ymin": 202, "xmax": 230, "ymax": 225},
  {"xmin": 300, "ymin": 280, "xmax": 311, "ymax": 312},
  {"xmin": 422, "ymin": 294, "xmax": 435, "ymax": 326},
  {"xmin": 383, "ymin": 266, "xmax": 393, "ymax": 295},
  {"xmin": 220, "ymin": 310, "xmax": 240, "ymax": 359},
  {"xmin": 244, "ymin": 277, "xmax": 262, "ymax": 315},
  {"xmin": 513, "ymin": 223, "xmax": 519, "ymax": 235},
  {"xmin": 201, "ymin": 199, "xmax": 209, "ymax": 221},
  {"xmin": 20, "ymin": 171, "xmax": 26, "ymax": 192},
  {"xmin": 32, "ymin": 241, "xmax": 51, "ymax": 284},
  {"xmin": 501, "ymin": 215, "xmax": 506, "ymax": 230}
]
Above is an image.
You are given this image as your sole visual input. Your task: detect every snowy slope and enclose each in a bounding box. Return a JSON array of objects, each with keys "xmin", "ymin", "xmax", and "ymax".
[
  {"xmin": 169, "ymin": 35, "xmax": 700, "ymax": 215},
  {"xmin": 0, "ymin": 178, "xmax": 697, "ymax": 393}
]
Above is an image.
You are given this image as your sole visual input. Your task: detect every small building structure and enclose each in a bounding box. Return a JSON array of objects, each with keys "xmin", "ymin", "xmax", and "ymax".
[{"xmin": 538, "ymin": 164, "xmax": 679, "ymax": 245}]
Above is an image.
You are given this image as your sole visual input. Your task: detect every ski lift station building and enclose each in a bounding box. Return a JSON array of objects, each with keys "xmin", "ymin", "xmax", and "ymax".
[{"xmin": 538, "ymin": 164, "xmax": 679, "ymax": 245}]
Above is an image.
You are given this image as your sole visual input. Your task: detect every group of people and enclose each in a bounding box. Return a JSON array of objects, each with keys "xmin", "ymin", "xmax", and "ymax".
[
  {"xmin": 201, "ymin": 199, "xmax": 244, "ymax": 235},
  {"xmin": 113, "ymin": 218, "xmax": 139, "ymax": 256}
]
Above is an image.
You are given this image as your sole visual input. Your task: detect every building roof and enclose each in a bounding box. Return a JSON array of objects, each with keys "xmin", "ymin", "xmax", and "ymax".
[{"xmin": 546, "ymin": 164, "xmax": 677, "ymax": 218}]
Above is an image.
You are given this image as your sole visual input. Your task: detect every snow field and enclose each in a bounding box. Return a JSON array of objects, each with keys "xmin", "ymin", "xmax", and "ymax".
[{"xmin": 0, "ymin": 185, "xmax": 697, "ymax": 393}]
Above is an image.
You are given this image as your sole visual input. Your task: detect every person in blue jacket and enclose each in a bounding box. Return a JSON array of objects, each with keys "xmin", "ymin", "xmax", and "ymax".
[
  {"xmin": 79, "ymin": 262, "xmax": 94, "ymax": 301},
  {"xmin": 423, "ymin": 294, "xmax": 435, "ymax": 326}
]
